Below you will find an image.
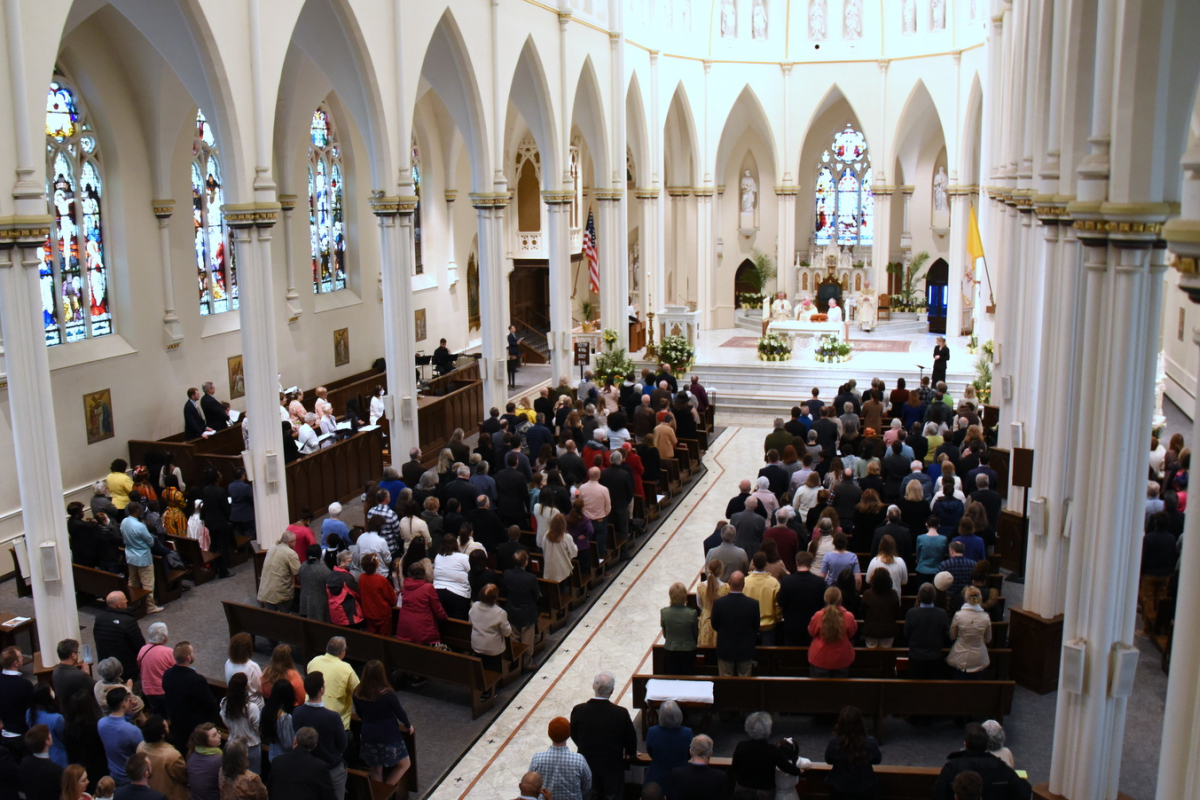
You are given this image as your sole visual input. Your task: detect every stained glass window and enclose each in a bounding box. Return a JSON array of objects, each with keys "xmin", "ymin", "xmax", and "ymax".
[
  {"xmin": 412, "ymin": 140, "xmax": 422, "ymax": 275},
  {"xmin": 812, "ymin": 123, "xmax": 873, "ymax": 246},
  {"xmin": 42, "ymin": 77, "xmax": 110, "ymax": 346},
  {"xmin": 309, "ymin": 105, "xmax": 346, "ymax": 293},
  {"xmin": 193, "ymin": 110, "xmax": 236, "ymax": 315}
]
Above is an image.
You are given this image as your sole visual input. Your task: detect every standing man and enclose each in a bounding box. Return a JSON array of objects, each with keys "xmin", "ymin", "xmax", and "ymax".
[
  {"xmin": 113, "ymin": 752, "xmax": 167, "ymax": 800},
  {"xmin": 94, "ymin": 593, "xmax": 147, "ymax": 683},
  {"xmin": 227, "ymin": 468, "xmax": 255, "ymax": 543},
  {"xmin": 19, "ymin": 725, "xmax": 62, "ymax": 800},
  {"xmin": 528, "ymin": 717, "xmax": 591, "ymax": 800},
  {"xmin": 182, "ymin": 389, "xmax": 208, "ymax": 440},
  {"xmin": 51, "ymin": 639, "xmax": 94, "ymax": 710},
  {"xmin": 743, "ymin": 553, "xmax": 782, "ymax": 646},
  {"xmin": 159, "ymin": 643, "xmax": 219, "ymax": 752},
  {"xmin": 577, "ymin": 468, "xmax": 612, "ymax": 563},
  {"xmin": 507, "ymin": 325, "xmax": 522, "ymax": 389},
  {"xmin": 709, "ymin": 572, "xmax": 760, "ymax": 675},
  {"xmin": 401, "ymin": 448, "xmax": 425, "ymax": 488},
  {"xmin": 97, "ymin": 689, "xmax": 142, "ymax": 786},
  {"xmin": 136, "ymin": 623, "xmax": 174, "ymax": 716},
  {"xmin": 199, "ymin": 382, "xmax": 228, "ymax": 431},
  {"xmin": 600, "ymin": 451, "xmax": 634, "ymax": 558},
  {"xmin": 503, "ymin": 552, "xmax": 541, "ymax": 673},
  {"xmin": 267, "ymin": 728, "xmax": 336, "ymax": 800},
  {"xmin": 258, "ymin": 531, "xmax": 300, "ymax": 612},
  {"xmin": 120, "ymin": 503, "xmax": 162, "ymax": 614},
  {"xmin": 670, "ymin": 735, "xmax": 727, "ymax": 800},
  {"xmin": 777, "ymin": 553, "xmax": 828, "ymax": 645},
  {"xmin": 931, "ymin": 336, "xmax": 950, "ymax": 387},
  {"xmin": 306, "ymin": 638, "xmax": 359, "ymax": 731},
  {"xmin": 292, "ymin": 673, "xmax": 349, "ymax": 800},
  {"xmin": 569, "ymin": 673, "xmax": 637, "ymax": 800}
]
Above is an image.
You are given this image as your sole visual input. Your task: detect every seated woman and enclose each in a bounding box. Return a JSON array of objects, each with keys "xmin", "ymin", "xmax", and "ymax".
[
  {"xmin": 468, "ymin": 584, "xmax": 511, "ymax": 697},
  {"xmin": 947, "ymin": 586, "xmax": 992, "ymax": 679},
  {"xmin": 731, "ymin": 711, "xmax": 801, "ymax": 797}
]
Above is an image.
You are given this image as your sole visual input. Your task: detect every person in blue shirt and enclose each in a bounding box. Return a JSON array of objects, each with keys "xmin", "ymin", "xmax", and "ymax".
[
  {"xmin": 25, "ymin": 685, "xmax": 66, "ymax": 767},
  {"xmin": 951, "ymin": 518, "xmax": 987, "ymax": 563},
  {"xmin": 119, "ymin": 503, "xmax": 162, "ymax": 614},
  {"xmin": 378, "ymin": 468, "xmax": 406, "ymax": 512},
  {"xmin": 97, "ymin": 688, "xmax": 142, "ymax": 785},
  {"xmin": 321, "ymin": 502, "xmax": 351, "ymax": 548},
  {"xmin": 931, "ymin": 480, "xmax": 965, "ymax": 538},
  {"xmin": 821, "ymin": 533, "xmax": 861, "ymax": 588}
]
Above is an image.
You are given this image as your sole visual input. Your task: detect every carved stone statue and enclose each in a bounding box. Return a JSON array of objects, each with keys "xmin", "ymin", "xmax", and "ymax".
[
  {"xmin": 902, "ymin": 0, "xmax": 916, "ymax": 33},
  {"xmin": 808, "ymin": 0, "xmax": 827, "ymax": 40},
  {"xmin": 843, "ymin": 0, "xmax": 863, "ymax": 39},
  {"xmin": 933, "ymin": 166, "xmax": 949, "ymax": 213},
  {"xmin": 752, "ymin": 0, "xmax": 768, "ymax": 39},
  {"xmin": 931, "ymin": 0, "xmax": 946, "ymax": 30},
  {"xmin": 720, "ymin": 0, "xmax": 737, "ymax": 37},
  {"xmin": 740, "ymin": 170, "xmax": 758, "ymax": 213}
]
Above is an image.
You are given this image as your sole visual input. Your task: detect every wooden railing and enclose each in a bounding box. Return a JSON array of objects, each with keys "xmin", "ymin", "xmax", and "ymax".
[
  {"xmin": 418, "ymin": 377, "xmax": 483, "ymax": 466},
  {"xmin": 128, "ymin": 424, "xmax": 246, "ymax": 489},
  {"xmin": 425, "ymin": 360, "xmax": 480, "ymax": 396},
  {"xmin": 300, "ymin": 367, "xmax": 386, "ymax": 417}
]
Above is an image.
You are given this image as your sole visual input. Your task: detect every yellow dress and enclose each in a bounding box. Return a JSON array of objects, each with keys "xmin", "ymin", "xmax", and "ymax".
[{"xmin": 696, "ymin": 582, "xmax": 730, "ymax": 648}]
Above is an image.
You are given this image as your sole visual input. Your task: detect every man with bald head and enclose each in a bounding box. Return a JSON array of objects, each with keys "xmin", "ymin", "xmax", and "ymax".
[
  {"xmin": 709, "ymin": 571, "xmax": 760, "ymax": 675},
  {"xmin": 94, "ymin": 591, "xmax": 146, "ymax": 683},
  {"xmin": 512, "ymin": 771, "xmax": 549, "ymax": 800}
]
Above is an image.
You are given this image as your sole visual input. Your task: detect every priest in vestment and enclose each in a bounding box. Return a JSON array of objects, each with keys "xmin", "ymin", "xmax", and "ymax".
[
  {"xmin": 770, "ymin": 292, "xmax": 792, "ymax": 321},
  {"xmin": 826, "ymin": 298, "xmax": 844, "ymax": 323}
]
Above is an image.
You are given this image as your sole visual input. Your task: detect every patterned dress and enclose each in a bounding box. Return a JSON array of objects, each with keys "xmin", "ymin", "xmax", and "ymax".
[
  {"xmin": 696, "ymin": 582, "xmax": 730, "ymax": 648},
  {"xmin": 161, "ymin": 487, "xmax": 187, "ymax": 537}
]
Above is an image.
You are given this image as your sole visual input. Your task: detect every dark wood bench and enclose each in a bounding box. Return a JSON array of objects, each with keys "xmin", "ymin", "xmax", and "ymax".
[
  {"xmin": 74, "ymin": 565, "xmax": 152, "ymax": 619},
  {"xmin": 166, "ymin": 534, "xmax": 222, "ymax": 585},
  {"xmin": 630, "ymin": 674, "xmax": 1015, "ymax": 741},
  {"xmin": 222, "ymin": 601, "xmax": 500, "ymax": 718},
  {"xmin": 439, "ymin": 618, "xmax": 530, "ymax": 686},
  {"xmin": 151, "ymin": 555, "xmax": 188, "ymax": 605},
  {"xmin": 649, "ymin": 644, "xmax": 1013, "ymax": 680}
]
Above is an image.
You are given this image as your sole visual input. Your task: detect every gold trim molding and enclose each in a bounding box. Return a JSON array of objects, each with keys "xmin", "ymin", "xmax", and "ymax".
[
  {"xmin": 224, "ymin": 202, "xmax": 281, "ymax": 228},
  {"xmin": 633, "ymin": 189, "xmax": 660, "ymax": 200},
  {"xmin": 593, "ymin": 189, "xmax": 623, "ymax": 201},
  {"xmin": 469, "ymin": 192, "xmax": 512, "ymax": 210},
  {"xmin": 541, "ymin": 190, "xmax": 575, "ymax": 205},
  {"xmin": 278, "ymin": 194, "xmax": 299, "ymax": 212},
  {"xmin": 151, "ymin": 199, "xmax": 175, "ymax": 218}
]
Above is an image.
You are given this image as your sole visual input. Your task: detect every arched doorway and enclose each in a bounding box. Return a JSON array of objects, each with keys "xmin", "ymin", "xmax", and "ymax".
[
  {"xmin": 926, "ymin": 258, "xmax": 949, "ymax": 334},
  {"xmin": 734, "ymin": 259, "xmax": 757, "ymax": 307}
]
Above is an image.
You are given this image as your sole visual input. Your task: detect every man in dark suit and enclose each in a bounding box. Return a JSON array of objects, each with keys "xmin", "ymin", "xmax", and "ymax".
[
  {"xmin": 533, "ymin": 387, "xmax": 555, "ymax": 420},
  {"xmin": 182, "ymin": 388, "xmax": 207, "ymax": 440},
  {"xmin": 445, "ymin": 466, "xmax": 479, "ymax": 513},
  {"xmin": 709, "ymin": 572, "xmax": 760, "ymax": 674},
  {"xmin": 558, "ymin": 442, "xmax": 586, "ymax": 487},
  {"xmin": 503, "ymin": 552, "xmax": 541, "ymax": 672},
  {"xmin": 481, "ymin": 407, "xmax": 502, "ymax": 435},
  {"xmin": 730, "ymin": 500, "xmax": 766, "ymax": 563},
  {"xmin": 569, "ymin": 672, "xmax": 637, "ymax": 800},
  {"xmin": 112, "ymin": 752, "xmax": 165, "ymax": 800},
  {"xmin": 882, "ymin": 442, "xmax": 912, "ymax": 502},
  {"xmin": 292, "ymin": 674, "xmax": 348, "ymax": 800},
  {"xmin": 904, "ymin": 583, "xmax": 950, "ymax": 679},
  {"xmin": 93, "ymin": 592, "xmax": 146, "ymax": 683},
  {"xmin": 931, "ymin": 724, "xmax": 1032, "ymax": 800},
  {"xmin": 494, "ymin": 452, "xmax": 530, "ymax": 529},
  {"xmin": 970, "ymin": 474, "xmax": 1003, "ymax": 532},
  {"xmin": 758, "ymin": 451, "xmax": 790, "ymax": 499},
  {"xmin": 724, "ymin": 480, "xmax": 753, "ymax": 519},
  {"xmin": 777, "ymin": 552, "xmax": 828, "ymax": 645},
  {"xmin": 784, "ymin": 406, "xmax": 809, "ymax": 440},
  {"xmin": 466, "ymin": 499, "xmax": 506, "ymax": 553},
  {"xmin": 159, "ymin": 643, "xmax": 219, "ymax": 751},
  {"xmin": 834, "ymin": 384, "xmax": 860, "ymax": 415},
  {"xmin": 18, "ymin": 726, "xmax": 62, "ymax": 800},
  {"xmin": 266, "ymin": 727, "xmax": 336, "ymax": 800},
  {"xmin": 871, "ymin": 506, "xmax": 914, "ymax": 565},
  {"xmin": 401, "ymin": 448, "xmax": 425, "ymax": 488},
  {"xmin": 811, "ymin": 407, "xmax": 840, "ymax": 456},
  {"xmin": 632, "ymin": 394, "xmax": 657, "ymax": 439},
  {"xmin": 601, "ymin": 451, "xmax": 635, "ymax": 556},
  {"xmin": 830, "ymin": 473, "xmax": 862, "ymax": 528},
  {"xmin": 524, "ymin": 414, "xmax": 555, "ymax": 460},
  {"xmin": 199, "ymin": 382, "xmax": 228, "ymax": 431},
  {"xmin": 432, "ymin": 338, "xmax": 455, "ymax": 376},
  {"xmin": 670, "ymin": 734, "xmax": 728, "ymax": 800}
]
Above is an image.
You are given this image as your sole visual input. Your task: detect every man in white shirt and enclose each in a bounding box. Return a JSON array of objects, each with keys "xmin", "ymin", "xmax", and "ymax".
[
  {"xmin": 826, "ymin": 298, "xmax": 843, "ymax": 323},
  {"xmin": 355, "ymin": 520, "xmax": 391, "ymax": 579},
  {"xmin": 297, "ymin": 413, "xmax": 320, "ymax": 455}
]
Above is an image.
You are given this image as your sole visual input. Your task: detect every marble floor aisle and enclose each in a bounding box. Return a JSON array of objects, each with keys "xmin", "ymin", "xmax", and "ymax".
[{"xmin": 427, "ymin": 423, "xmax": 753, "ymax": 799}]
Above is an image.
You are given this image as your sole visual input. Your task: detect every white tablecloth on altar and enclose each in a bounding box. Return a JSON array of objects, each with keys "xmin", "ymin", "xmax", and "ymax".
[
  {"xmin": 644, "ymin": 678, "xmax": 715, "ymax": 704},
  {"xmin": 767, "ymin": 319, "xmax": 849, "ymax": 343}
]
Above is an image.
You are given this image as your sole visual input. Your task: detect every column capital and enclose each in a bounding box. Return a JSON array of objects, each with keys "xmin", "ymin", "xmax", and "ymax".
[
  {"xmin": 151, "ymin": 199, "xmax": 175, "ymax": 219},
  {"xmin": 774, "ymin": 185, "xmax": 799, "ymax": 196},
  {"xmin": 1165, "ymin": 219, "xmax": 1200, "ymax": 303},
  {"xmin": 444, "ymin": 190, "xmax": 458, "ymax": 203},
  {"xmin": 557, "ymin": 9, "xmax": 571, "ymax": 24},
  {"xmin": 541, "ymin": 190, "xmax": 575, "ymax": 205},
  {"xmin": 225, "ymin": 202, "xmax": 281, "ymax": 229},
  {"xmin": 1033, "ymin": 194, "xmax": 1074, "ymax": 225},
  {"xmin": 666, "ymin": 186, "xmax": 692, "ymax": 198},
  {"xmin": 780, "ymin": 61, "xmax": 794, "ymax": 75},
  {"xmin": 633, "ymin": 188, "xmax": 660, "ymax": 200},
  {"xmin": 691, "ymin": 187, "xmax": 714, "ymax": 198},
  {"xmin": 278, "ymin": 194, "xmax": 299, "ymax": 213},
  {"xmin": 877, "ymin": 58, "xmax": 890, "ymax": 73},
  {"xmin": 469, "ymin": 192, "xmax": 511, "ymax": 210},
  {"xmin": 1011, "ymin": 189, "xmax": 1036, "ymax": 213},
  {"xmin": 871, "ymin": 185, "xmax": 896, "ymax": 196},
  {"xmin": 593, "ymin": 189, "xmax": 623, "ymax": 202},
  {"xmin": 0, "ymin": 215, "xmax": 52, "ymax": 250},
  {"xmin": 369, "ymin": 194, "xmax": 418, "ymax": 217}
]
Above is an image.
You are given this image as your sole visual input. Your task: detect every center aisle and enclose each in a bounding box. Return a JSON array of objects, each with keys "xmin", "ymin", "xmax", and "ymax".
[{"xmin": 428, "ymin": 425, "xmax": 760, "ymax": 799}]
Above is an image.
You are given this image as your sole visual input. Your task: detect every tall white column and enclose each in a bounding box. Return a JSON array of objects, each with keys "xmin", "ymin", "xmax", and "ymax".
[
  {"xmin": 473, "ymin": 196, "xmax": 510, "ymax": 410},
  {"xmin": 775, "ymin": 189, "xmax": 797, "ymax": 297},
  {"xmin": 636, "ymin": 190, "xmax": 659, "ymax": 316},
  {"xmin": 445, "ymin": 191, "xmax": 459, "ymax": 286},
  {"xmin": 694, "ymin": 189, "xmax": 714, "ymax": 329},
  {"xmin": 371, "ymin": 197, "xmax": 420, "ymax": 455},
  {"xmin": 226, "ymin": 208, "xmax": 289, "ymax": 547},
  {"xmin": 872, "ymin": 188, "xmax": 893, "ymax": 294},
  {"xmin": 1157, "ymin": 212, "xmax": 1200, "ymax": 799},
  {"xmin": 665, "ymin": 188, "xmax": 689, "ymax": 306},
  {"xmin": 152, "ymin": 201, "xmax": 184, "ymax": 347},
  {"xmin": 1049, "ymin": 207, "xmax": 1168, "ymax": 799},
  {"xmin": 544, "ymin": 193, "xmax": 574, "ymax": 379},
  {"xmin": 597, "ymin": 192, "xmax": 625, "ymax": 343},
  {"xmin": 0, "ymin": 228, "xmax": 79, "ymax": 668}
]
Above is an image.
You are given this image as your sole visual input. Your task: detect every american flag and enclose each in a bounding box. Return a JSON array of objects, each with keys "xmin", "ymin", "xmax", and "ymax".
[{"xmin": 583, "ymin": 210, "xmax": 599, "ymax": 294}]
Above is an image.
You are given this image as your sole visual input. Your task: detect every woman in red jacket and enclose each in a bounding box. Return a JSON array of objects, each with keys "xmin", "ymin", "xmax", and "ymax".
[
  {"xmin": 358, "ymin": 554, "xmax": 397, "ymax": 635},
  {"xmin": 395, "ymin": 562, "xmax": 447, "ymax": 645},
  {"xmin": 807, "ymin": 586, "xmax": 858, "ymax": 678}
]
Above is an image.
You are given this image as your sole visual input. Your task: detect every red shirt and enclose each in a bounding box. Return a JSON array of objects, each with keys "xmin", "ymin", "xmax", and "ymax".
[
  {"xmin": 807, "ymin": 608, "xmax": 858, "ymax": 670},
  {"xmin": 395, "ymin": 578, "xmax": 447, "ymax": 644},
  {"xmin": 358, "ymin": 574, "xmax": 397, "ymax": 624},
  {"xmin": 136, "ymin": 643, "xmax": 175, "ymax": 696},
  {"xmin": 624, "ymin": 449, "xmax": 646, "ymax": 497},
  {"xmin": 763, "ymin": 526, "xmax": 799, "ymax": 568},
  {"xmin": 287, "ymin": 524, "xmax": 315, "ymax": 560}
]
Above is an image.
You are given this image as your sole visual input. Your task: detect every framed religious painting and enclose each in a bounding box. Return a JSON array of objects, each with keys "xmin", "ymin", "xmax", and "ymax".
[
  {"xmin": 227, "ymin": 355, "xmax": 245, "ymax": 399},
  {"xmin": 334, "ymin": 328, "xmax": 350, "ymax": 366},
  {"xmin": 83, "ymin": 389, "xmax": 114, "ymax": 445},
  {"xmin": 415, "ymin": 309, "xmax": 427, "ymax": 342}
]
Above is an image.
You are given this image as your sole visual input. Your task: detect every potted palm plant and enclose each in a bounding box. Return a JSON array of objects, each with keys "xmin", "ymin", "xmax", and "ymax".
[{"xmin": 577, "ymin": 298, "xmax": 596, "ymax": 332}]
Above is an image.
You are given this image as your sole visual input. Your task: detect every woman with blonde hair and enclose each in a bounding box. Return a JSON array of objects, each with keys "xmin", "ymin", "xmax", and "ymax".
[
  {"xmin": 947, "ymin": 585, "xmax": 993, "ymax": 679},
  {"xmin": 659, "ymin": 582, "xmax": 699, "ymax": 675},
  {"xmin": 60, "ymin": 765, "xmax": 92, "ymax": 800},
  {"xmin": 794, "ymin": 471, "xmax": 823, "ymax": 521},
  {"xmin": 806, "ymin": 586, "xmax": 857, "ymax": 678},
  {"xmin": 539, "ymin": 513, "xmax": 578, "ymax": 584},
  {"xmin": 697, "ymin": 559, "xmax": 730, "ymax": 647}
]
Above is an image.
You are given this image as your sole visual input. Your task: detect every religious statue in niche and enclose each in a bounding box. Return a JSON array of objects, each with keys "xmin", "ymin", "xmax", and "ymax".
[
  {"xmin": 808, "ymin": 0, "xmax": 827, "ymax": 41},
  {"xmin": 902, "ymin": 0, "xmax": 917, "ymax": 33},
  {"xmin": 933, "ymin": 166, "xmax": 949, "ymax": 213},
  {"xmin": 752, "ymin": 0, "xmax": 768, "ymax": 39},
  {"xmin": 740, "ymin": 170, "xmax": 758, "ymax": 213},
  {"xmin": 843, "ymin": 0, "xmax": 863, "ymax": 40},
  {"xmin": 720, "ymin": 0, "xmax": 737, "ymax": 37},
  {"xmin": 629, "ymin": 242, "xmax": 640, "ymax": 292},
  {"xmin": 931, "ymin": 0, "xmax": 946, "ymax": 30}
]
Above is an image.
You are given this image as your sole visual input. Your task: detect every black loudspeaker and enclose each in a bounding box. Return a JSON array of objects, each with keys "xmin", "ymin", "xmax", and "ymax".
[{"xmin": 1011, "ymin": 448, "xmax": 1035, "ymax": 489}]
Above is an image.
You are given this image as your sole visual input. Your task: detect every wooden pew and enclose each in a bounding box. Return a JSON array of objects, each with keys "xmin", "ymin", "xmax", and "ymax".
[
  {"xmin": 151, "ymin": 555, "xmax": 188, "ymax": 605},
  {"xmin": 439, "ymin": 618, "xmax": 529, "ymax": 686},
  {"xmin": 221, "ymin": 601, "xmax": 500, "ymax": 718},
  {"xmin": 649, "ymin": 644, "xmax": 1013, "ymax": 681},
  {"xmin": 74, "ymin": 565, "xmax": 152, "ymax": 619},
  {"xmin": 629, "ymin": 753, "xmax": 942, "ymax": 800},
  {"xmin": 128, "ymin": 424, "xmax": 247, "ymax": 490},
  {"xmin": 629, "ymin": 674, "xmax": 1015, "ymax": 741},
  {"xmin": 300, "ymin": 367, "xmax": 387, "ymax": 420},
  {"xmin": 166, "ymin": 534, "xmax": 222, "ymax": 585}
]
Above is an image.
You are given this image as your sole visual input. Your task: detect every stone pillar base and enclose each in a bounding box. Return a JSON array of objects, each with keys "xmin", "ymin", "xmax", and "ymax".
[{"xmin": 1009, "ymin": 606, "xmax": 1064, "ymax": 694}]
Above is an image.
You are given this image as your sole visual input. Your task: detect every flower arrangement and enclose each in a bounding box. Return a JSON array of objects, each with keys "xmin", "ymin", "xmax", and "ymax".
[
  {"xmin": 757, "ymin": 333, "xmax": 792, "ymax": 361},
  {"xmin": 814, "ymin": 334, "xmax": 853, "ymax": 363},
  {"xmin": 738, "ymin": 292, "xmax": 767, "ymax": 309},
  {"xmin": 973, "ymin": 353, "xmax": 993, "ymax": 404},
  {"xmin": 601, "ymin": 328, "xmax": 619, "ymax": 350},
  {"xmin": 981, "ymin": 339, "xmax": 995, "ymax": 360},
  {"xmin": 593, "ymin": 347, "xmax": 634, "ymax": 385},
  {"xmin": 658, "ymin": 335, "xmax": 696, "ymax": 372},
  {"xmin": 967, "ymin": 334, "xmax": 979, "ymax": 355}
]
